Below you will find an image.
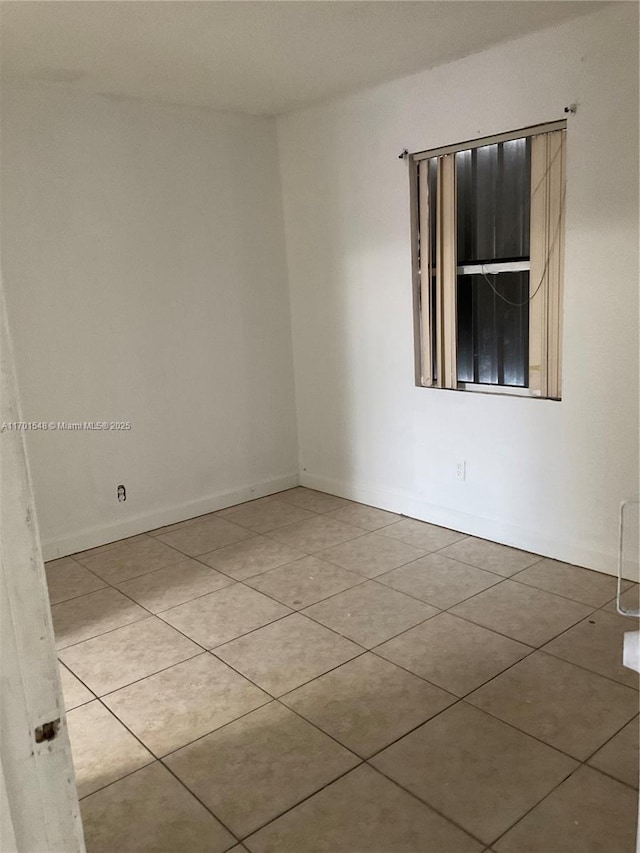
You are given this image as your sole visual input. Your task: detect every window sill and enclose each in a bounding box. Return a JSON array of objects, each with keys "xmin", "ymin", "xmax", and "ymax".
[
  {"xmin": 457, "ymin": 382, "xmax": 533, "ymax": 397},
  {"xmin": 416, "ymin": 382, "xmax": 561, "ymax": 401}
]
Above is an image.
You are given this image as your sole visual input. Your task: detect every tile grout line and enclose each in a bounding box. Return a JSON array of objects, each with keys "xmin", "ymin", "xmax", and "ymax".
[
  {"xmin": 538, "ymin": 642, "xmax": 639, "ymax": 693},
  {"xmin": 365, "ymin": 701, "xmax": 637, "ymax": 848},
  {"xmin": 475, "ymin": 761, "xmax": 580, "ymax": 849},
  {"xmin": 82, "ymin": 699, "xmax": 245, "ymax": 849},
  {"xmin": 58, "ymin": 660, "xmax": 99, "ymax": 708},
  {"xmin": 357, "ymin": 760, "xmax": 489, "ymax": 849},
  {"xmin": 433, "ymin": 583, "xmax": 611, "ymax": 650},
  {"xmin": 158, "ymin": 760, "xmax": 244, "ymax": 847},
  {"xmin": 47, "ymin": 583, "xmax": 110, "ymax": 608},
  {"xmin": 233, "ymin": 761, "xmax": 367, "ymax": 845},
  {"xmin": 55, "ymin": 612, "xmax": 152, "ymax": 653},
  {"xmin": 578, "ymin": 710, "xmax": 640, "ymax": 775},
  {"xmin": 367, "ymin": 635, "xmax": 537, "ymax": 700},
  {"xmin": 486, "ymin": 749, "xmax": 640, "ymax": 850}
]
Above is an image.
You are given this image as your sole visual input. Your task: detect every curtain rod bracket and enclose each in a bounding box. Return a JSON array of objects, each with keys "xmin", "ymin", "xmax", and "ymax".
[{"xmin": 398, "ymin": 148, "xmax": 409, "ymax": 160}]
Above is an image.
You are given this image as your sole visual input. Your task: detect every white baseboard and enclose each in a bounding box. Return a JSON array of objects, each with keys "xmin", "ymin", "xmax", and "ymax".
[
  {"xmin": 41, "ymin": 472, "xmax": 299, "ymax": 561},
  {"xmin": 300, "ymin": 471, "xmax": 640, "ymax": 582}
]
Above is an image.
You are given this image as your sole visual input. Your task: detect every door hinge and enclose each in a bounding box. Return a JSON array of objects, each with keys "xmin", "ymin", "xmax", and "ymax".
[{"xmin": 35, "ymin": 718, "xmax": 60, "ymax": 743}]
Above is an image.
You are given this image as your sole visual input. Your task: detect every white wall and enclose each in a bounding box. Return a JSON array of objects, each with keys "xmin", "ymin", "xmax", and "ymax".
[
  {"xmin": 277, "ymin": 3, "xmax": 639, "ymax": 578},
  {"xmin": 1, "ymin": 86, "xmax": 298, "ymax": 559}
]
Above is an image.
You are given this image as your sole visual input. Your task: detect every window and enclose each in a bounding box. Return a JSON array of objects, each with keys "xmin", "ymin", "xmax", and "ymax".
[{"xmin": 410, "ymin": 121, "xmax": 566, "ymax": 399}]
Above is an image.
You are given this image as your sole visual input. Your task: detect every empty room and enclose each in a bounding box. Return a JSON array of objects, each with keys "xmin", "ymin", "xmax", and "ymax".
[{"xmin": 1, "ymin": 1, "xmax": 638, "ymax": 852}]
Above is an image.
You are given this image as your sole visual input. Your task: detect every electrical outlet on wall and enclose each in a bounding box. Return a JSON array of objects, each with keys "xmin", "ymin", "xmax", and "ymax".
[{"xmin": 455, "ymin": 461, "xmax": 466, "ymax": 481}]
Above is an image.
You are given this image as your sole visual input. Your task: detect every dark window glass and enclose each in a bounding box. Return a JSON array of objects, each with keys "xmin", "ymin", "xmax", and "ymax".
[
  {"xmin": 456, "ymin": 272, "xmax": 529, "ymax": 387},
  {"xmin": 456, "ymin": 138, "xmax": 531, "ymax": 265},
  {"xmin": 455, "ymin": 137, "xmax": 531, "ymax": 387}
]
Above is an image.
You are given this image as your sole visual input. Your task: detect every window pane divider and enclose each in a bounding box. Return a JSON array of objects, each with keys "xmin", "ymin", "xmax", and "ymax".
[{"xmin": 457, "ymin": 261, "xmax": 530, "ymax": 275}]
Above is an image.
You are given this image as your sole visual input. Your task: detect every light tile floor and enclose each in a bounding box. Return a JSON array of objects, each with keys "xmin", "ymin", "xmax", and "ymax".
[{"xmin": 45, "ymin": 487, "xmax": 640, "ymax": 852}]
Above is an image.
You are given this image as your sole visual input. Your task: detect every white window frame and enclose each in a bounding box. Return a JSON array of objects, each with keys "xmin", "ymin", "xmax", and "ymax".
[{"xmin": 410, "ymin": 120, "xmax": 567, "ymax": 400}]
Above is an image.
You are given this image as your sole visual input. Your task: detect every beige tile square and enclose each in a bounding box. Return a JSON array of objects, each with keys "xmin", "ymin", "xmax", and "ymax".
[
  {"xmin": 67, "ymin": 701, "xmax": 153, "ymax": 797},
  {"xmin": 165, "ymin": 701, "xmax": 359, "ymax": 838},
  {"xmin": 514, "ymin": 558, "xmax": 625, "ymax": 607},
  {"xmin": 81, "ymin": 762, "xmax": 235, "ymax": 853},
  {"xmin": 219, "ymin": 499, "xmax": 316, "ymax": 533},
  {"xmin": 378, "ymin": 553, "xmax": 502, "ymax": 608},
  {"xmin": 115, "ymin": 558, "xmax": 233, "ymax": 613},
  {"xmin": 379, "ymin": 518, "xmax": 467, "ymax": 552},
  {"xmin": 267, "ymin": 515, "xmax": 364, "ymax": 553},
  {"xmin": 59, "ymin": 617, "xmax": 201, "ymax": 695},
  {"xmin": 439, "ymin": 537, "xmax": 541, "ymax": 577},
  {"xmin": 160, "ymin": 584, "xmax": 290, "ymax": 648},
  {"xmin": 59, "ymin": 663, "xmax": 94, "ymax": 710},
  {"xmin": 325, "ymin": 503, "xmax": 401, "ymax": 530},
  {"xmin": 103, "ymin": 653, "xmax": 270, "ymax": 756},
  {"xmin": 588, "ymin": 716, "xmax": 639, "ymax": 789},
  {"xmin": 450, "ymin": 580, "xmax": 592, "ymax": 646},
  {"xmin": 467, "ymin": 652, "xmax": 639, "ymax": 760},
  {"xmin": 52, "ymin": 587, "xmax": 148, "ymax": 649},
  {"xmin": 45, "ymin": 558, "xmax": 106, "ymax": 604},
  {"xmin": 156, "ymin": 516, "xmax": 253, "ymax": 556},
  {"xmin": 281, "ymin": 653, "xmax": 454, "ymax": 758},
  {"xmin": 302, "ymin": 581, "xmax": 437, "ymax": 648},
  {"xmin": 245, "ymin": 764, "xmax": 481, "ymax": 853},
  {"xmin": 214, "ymin": 613, "xmax": 361, "ymax": 696},
  {"xmin": 494, "ymin": 766, "xmax": 638, "ymax": 853},
  {"xmin": 246, "ymin": 555, "xmax": 364, "ymax": 609},
  {"xmin": 371, "ymin": 702, "xmax": 577, "ymax": 846},
  {"xmin": 75, "ymin": 536, "xmax": 184, "ymax": 584},
  {"xmin": 276, "ymin": 487, "xmax": 350, "ymax": 513},
  {"xmin": 376, "ymin": 612, "xmax": 531, "ymax": 696},
  {"xmin": 543, "ymin": 609, "xmax": 640, "ymax": 689},
  {"xmin": 200, "ymin": 535, "xmax": 306, "ymax": 580},
  {"xmin": 319, "ymin": 532, "xmax": 425, "ymax": 578}
]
